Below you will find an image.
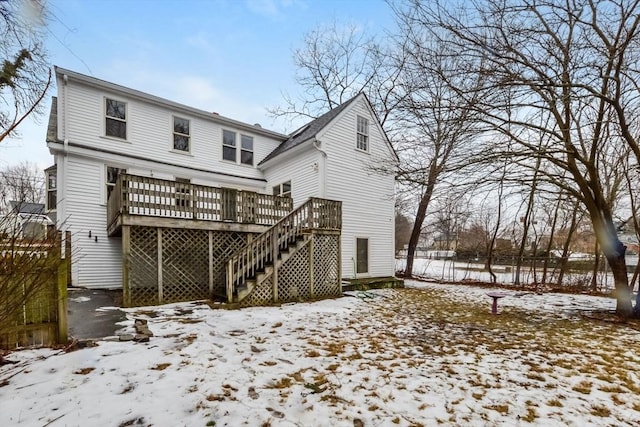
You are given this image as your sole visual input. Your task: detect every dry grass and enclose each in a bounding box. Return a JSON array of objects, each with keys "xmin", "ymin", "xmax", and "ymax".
[{"xmin": 324, "ymin": 286, "xmax": 640, "ymax": 423}]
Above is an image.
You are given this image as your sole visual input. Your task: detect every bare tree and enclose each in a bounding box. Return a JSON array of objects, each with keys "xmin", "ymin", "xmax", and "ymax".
[
  {"xmin": 268, "ymin": 21, "xmax": 403, "ymax": 129},
  {"xmin": 1, "ymin": 0, "xmax": 51, "ymax": 143},
  {"xmin": 0, "ymin": 161, "xmax": 44, "ymax": 212},
  {"xmin": 404, "ymin": 0, "xmax": 640, "ymax": 316},
  {"xmin": 383, "ymin": 32, "xmax": 487, "ymax": 278}
]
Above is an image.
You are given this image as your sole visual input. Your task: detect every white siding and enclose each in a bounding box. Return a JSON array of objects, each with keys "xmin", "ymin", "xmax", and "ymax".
[
  {"xmin": 262, "ymin": 148, "xmax": 320, "ymax": 208},
  {"xmin": 62, "ymin": 80, "xmax": 282, "ymax": 180},
  {"xmin": 59, "ymin": 156, "xmax": 122, "ymax": 288},
  {"xmin": 320, "ymin": 97, "xmax": 396, "ymax": 278}
]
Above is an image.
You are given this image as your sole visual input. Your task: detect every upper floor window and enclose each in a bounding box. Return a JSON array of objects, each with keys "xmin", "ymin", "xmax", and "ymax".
[
  {"xmin": 223, "ymin": 130, "xmax": 236, "ymax": 162},
  {"xmin": 173, "ymin": 116, "xmax": 190, "ymax": 152},
  {"xmin": 356, "ymin": 115, "xmax": 369, "ymax": 152},
  {"xmin": 240, "ymin": 135, "xmax": 254, "ymax": 166},
  {"xmin": 105, "ymin": 98, "xmax": 127, "ymax": 139},
  {"xmin": 222, "ymin": 130, "xmax": 254, "ymax": 165},
  {"xmin": 272, "ymin": 181, "xmax": 291, "ymax": 197}
]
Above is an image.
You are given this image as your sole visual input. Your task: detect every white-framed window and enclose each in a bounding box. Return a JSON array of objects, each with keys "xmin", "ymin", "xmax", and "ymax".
[
  {"xmin": 222, "ymin": 130, "xmax": 254, "ymax": 165},
  {"xmin": 46, "ymin": 169, "xmax": 57, "ymax": 211},
  {"xmin": 356, "ymin": 237, "xmax": 369, "ymax": 274},
  {"xmin": 240, "ymin": 134, "xmax": 254, "ymax": 166},
  {"xmin": 105, "ymin": 97, "xmax": 127, "ymax": 139},
  {"xmin": 173, "ymin": 116, "xmax": 190, "ymax": 152},
  {"xmin": 222, "ymin": 129, "xmax": 237, "ymax": 162},
  {"xmin": 272, "ymin": 181, "xmax": 291, "ymax": 197},
  {"xmin": 106, "ymin": 166, "xmax": 125, "ymax": 202},
  {"xmin": 356, "ymin": 115, "xmax": 369, "ymax": 152}
]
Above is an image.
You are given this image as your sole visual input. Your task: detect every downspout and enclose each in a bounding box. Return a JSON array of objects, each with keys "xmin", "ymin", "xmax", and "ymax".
[
  {"xmin": 312, "ymin": 139, "xmax": 327, "ymax": 198},
  {"xmin": 60, "ymin": 73, "xmax": 69, "ymax": 258}
]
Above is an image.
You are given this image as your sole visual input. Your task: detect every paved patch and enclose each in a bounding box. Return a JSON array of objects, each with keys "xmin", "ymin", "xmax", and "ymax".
[{"xmin": 67, "ymin": 288, "xmax": 126, "ymax": 340}]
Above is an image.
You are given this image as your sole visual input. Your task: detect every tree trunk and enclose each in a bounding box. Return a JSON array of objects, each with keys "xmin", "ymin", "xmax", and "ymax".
[
  {"xmin": 557, "ymin": 202, "xmax": 579, "ymax": 288},
  {"xmin": 591, "ymin": 216, "xmax": 633, "ymax": 317},
  {"xmin": 404, "ymin": 165, "xmax": 438, "ymax": 278},
  {"xmin": 542, "ymin": 196, "xmax": 561, "ymax": 284}
]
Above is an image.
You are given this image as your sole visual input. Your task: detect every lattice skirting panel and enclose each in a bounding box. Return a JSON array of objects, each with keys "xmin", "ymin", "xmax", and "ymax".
[
  {"xmin": 126, "ymin": 226, "xmax": 250, "ymax": 307},
  {"xmin": 311, "ymin": 234, "xmax": 341, "ymax": 299},
  {"xmin": 129, "ymin": 226, "xmax": 159, "ymax": 306},
  {"xmin": 240, "ymin": 233, "xmax": 341, "ymax": 306}
]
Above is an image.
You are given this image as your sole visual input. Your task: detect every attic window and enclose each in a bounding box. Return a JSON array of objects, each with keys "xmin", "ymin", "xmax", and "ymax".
[
  {"xmin": 356, "ymin": 115, "xmax": 369, "ymax": 152},
  {"xmin": 105, "ymin": 98, "xmax": 127, "ymax": 139}
]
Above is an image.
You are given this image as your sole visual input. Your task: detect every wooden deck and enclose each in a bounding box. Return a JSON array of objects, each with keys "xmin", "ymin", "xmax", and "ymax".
[
  {"xmin": 107, "ymin": 174, "xmax": 293, "ymax": 236},
  {"xmin": 108, "ymin": 174, "xmax": 342, "ymax": 307}
]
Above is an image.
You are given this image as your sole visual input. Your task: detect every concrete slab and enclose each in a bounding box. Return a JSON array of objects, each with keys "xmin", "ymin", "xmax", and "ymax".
[{"xmin": 67, "ymin": 288, "xmax": 127, "ymax": 340}]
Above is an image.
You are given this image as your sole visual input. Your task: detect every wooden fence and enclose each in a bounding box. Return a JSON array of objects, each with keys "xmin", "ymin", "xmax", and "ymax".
[{"xmin": 0, "ymin": 234, "xmax": 68, "ymax": 349}]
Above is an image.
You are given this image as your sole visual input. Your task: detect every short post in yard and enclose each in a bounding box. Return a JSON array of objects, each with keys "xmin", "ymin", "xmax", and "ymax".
[{"xmin": 486, "ymin": 292, "xmax": 507, "ymax": 314}]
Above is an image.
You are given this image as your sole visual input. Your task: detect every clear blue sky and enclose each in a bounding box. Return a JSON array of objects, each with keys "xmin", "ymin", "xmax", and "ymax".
[{"xmin": 1, "ymin": 0, "xmax": 394, "ymax": 170}]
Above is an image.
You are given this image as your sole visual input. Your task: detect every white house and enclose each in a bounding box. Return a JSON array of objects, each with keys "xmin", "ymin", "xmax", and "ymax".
[{"xmin": 46, "ymin": 66, "xmax": 399, "ymax": 306}]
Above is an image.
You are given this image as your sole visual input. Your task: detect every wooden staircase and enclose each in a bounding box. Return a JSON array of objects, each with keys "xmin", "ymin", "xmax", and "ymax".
[{"xmin": 226, "ymin": 197, "xmax": 341, "ymax": 304}]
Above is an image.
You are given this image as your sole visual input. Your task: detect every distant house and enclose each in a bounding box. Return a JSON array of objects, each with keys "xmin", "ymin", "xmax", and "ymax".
[
  {"xmin": 45, "ymin": 67, "xmax": 399, "ymax": 306},
  {"xmin": 0, "ymin": 202, "xmax": 53, "ymax": 241}
]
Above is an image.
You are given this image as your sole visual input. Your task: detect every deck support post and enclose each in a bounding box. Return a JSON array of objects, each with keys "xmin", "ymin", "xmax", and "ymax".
[
  {"xmin": 122, "ymin": 225, "xmax": 131, "ymax": 307},
  {"xmin": 208, "ymin": 231, "xmax": 214, "ymax": 298},
  {"xmin": 157, "ymin": 228, "xmax": 163, "ymax": 304},
  {"xmin": 309, "ymin": 232, "xmax": 315, "ymax": 299},
  {"xmin": 272, "ymin": 228, "xmax": 279, "ymax": 303},
  {"xmin": 337, "ymin": 234, "xmax": 342, "ymax": 295}
]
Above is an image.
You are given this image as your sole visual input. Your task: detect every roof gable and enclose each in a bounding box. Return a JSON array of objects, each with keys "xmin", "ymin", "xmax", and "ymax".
[{"xmin": 258, "ymin": 94, "xmax": 361, "ymax": 166}]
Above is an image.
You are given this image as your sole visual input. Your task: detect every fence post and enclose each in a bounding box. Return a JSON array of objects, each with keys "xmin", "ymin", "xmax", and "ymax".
[{"xmin": 57, "ymin": 256, "xmax": 68, "ymax": 344}]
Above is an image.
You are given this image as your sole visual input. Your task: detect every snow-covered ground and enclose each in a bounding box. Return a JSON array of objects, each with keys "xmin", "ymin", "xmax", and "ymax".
[{"xmin": 2, "ymin": 281, "xmax": 640, "ymax": 426}]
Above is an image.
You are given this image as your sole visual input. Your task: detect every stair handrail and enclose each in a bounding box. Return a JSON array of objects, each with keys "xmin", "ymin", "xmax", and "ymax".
[{"xmin": 226, "ymin": 197, "xmax": 341, "ymax": 302}]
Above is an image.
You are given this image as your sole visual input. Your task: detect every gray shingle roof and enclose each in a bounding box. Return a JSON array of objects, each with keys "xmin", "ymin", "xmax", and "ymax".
[
  {"xmin": 9, "ymin": 201, "xmax": 45, "ymax": 214},
  {"xmin": 259, "ymin": 94, "xmax": 361, "ymax": 165}
]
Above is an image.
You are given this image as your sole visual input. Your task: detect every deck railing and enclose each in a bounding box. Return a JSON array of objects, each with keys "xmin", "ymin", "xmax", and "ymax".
[
  {"xmin": 107, "ymin": 173, "xmax": 293, "ymax": 229},
  {"xmin": 226, "ymin": 197, "xmax": 342, "ymax": 301}
]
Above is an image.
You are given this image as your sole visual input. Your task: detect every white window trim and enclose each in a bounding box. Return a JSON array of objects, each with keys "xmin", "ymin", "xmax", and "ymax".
[
  {"xmin": 104, "ymin": 165, "xmax": 126, "ymax": 205},
  {"xmin": 46, "ymin": 170, "xmax": 57, "ymax": 211},
  {"xmin": 272, "ymin": 180, "xmax": 292, "ymax": 197},
  {"xmin": 171, "ymin": 115, "xmax": 191, "ymax": 154},
  {"xmin": 222, "ymin": 129, "xmax": 256, "ymax": 166},
  {"xmin": 356, "ymin": 115, "xmax": 369, "ymax": 153},
  {"xmin": 103, "ymin": 96, "xmax": 128, "ymax": 141},
  {"xmin": 222, "ymin": 129, "xmax": 238, "ymax": 163},
  {"xmin": 355, "ymin": 236, "xmax": 370, "ymax": 276},
  {"xmin": 240, "ymin": 134, "xmax": 254, "ymax": 166}
]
